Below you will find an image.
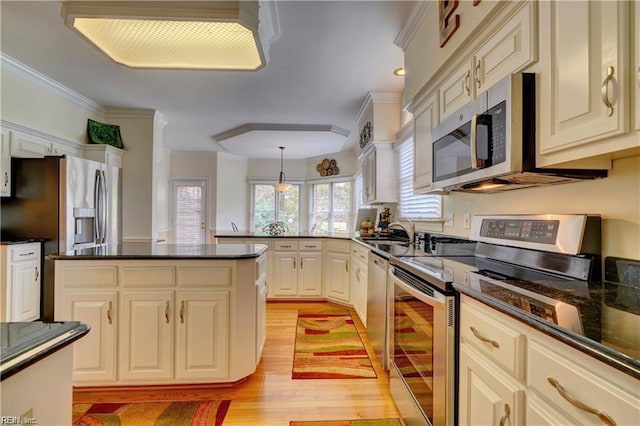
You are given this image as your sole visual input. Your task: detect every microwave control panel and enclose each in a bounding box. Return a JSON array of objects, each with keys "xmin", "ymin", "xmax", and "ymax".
[{"xmin": 480, "ymin": 219, "xmax": 559, "ymax": 244}]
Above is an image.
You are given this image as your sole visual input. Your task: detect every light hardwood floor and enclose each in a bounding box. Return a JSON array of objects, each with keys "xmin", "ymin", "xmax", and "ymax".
[{"xmin": 73, "ymin": 301, "xmax": 402, "ymax": 425}]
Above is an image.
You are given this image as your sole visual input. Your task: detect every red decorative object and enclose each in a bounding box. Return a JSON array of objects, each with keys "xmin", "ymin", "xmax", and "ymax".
[{"xmin": 439, "ymin": 0, "xmax": 460, "ymax": 47}]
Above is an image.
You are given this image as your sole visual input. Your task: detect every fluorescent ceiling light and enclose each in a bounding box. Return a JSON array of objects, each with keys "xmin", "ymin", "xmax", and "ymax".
[{"xmin": 61, "ymin": 1, "xmax": 278, "ymax": 70}]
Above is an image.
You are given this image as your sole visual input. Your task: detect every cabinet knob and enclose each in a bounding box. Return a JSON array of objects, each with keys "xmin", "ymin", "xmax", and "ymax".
[
  {"xmin": 180, "ymin": 300, "xmax": 185, "ymax": 324},
  {"xmin": 474, "ymin": 61, "xmax": 482, "ymax": 89},
  {"xmin": 547, "ymin": 377, "xmax": 616, "ymax": 426},
  {"xmin": 293, "ymin": 258, "xmax": 296, "ymax": 269},
  {"xmin": 3, "ymin": 172, "xmax": 8, "ymax": 187},
  {"xmin": 106, "ymin": 301, "xmax": 113, "ymax": 325},
  {"xmin": 601, "ymin": 66, "xmax": 616, "ymax": 117},
  {"xmin": 34, "ymin": 266, "xmax": 39, "ymax": 281},
  {"xmin": 464, "ymin": 70, "xmax": 471, "ymax": 95}
]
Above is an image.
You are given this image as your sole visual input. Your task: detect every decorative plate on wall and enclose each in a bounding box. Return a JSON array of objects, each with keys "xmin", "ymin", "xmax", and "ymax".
[{"xmin": 316, "ymin": 158, "xmax": 339, "ymax": 176}]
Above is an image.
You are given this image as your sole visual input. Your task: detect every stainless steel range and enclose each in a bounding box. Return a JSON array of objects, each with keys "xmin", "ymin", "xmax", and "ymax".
[{"xmin": 388, "ymin": 214, "xmax": 603, "ymax": 426}]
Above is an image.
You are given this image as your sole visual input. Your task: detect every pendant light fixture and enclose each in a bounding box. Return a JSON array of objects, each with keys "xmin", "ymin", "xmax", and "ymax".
[{"xmin": 274, "ymin": 146, "xmax": 291, "ymax": 193}]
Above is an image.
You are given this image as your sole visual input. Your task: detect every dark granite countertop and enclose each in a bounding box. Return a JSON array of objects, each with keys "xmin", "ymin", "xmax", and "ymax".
[
  {"xmin": 446, "ymin": 255, "xmax": 640, "ymax": 379},
  {"xmin": 1, "ymin": 321, "xmax": 89, "ymax": 380},
  {"xmin": 215, "ymin": 232, "xmax": 354, "ymax": 239},
  {"xmin": 47, "ymin": 243, "xmax": 268, "ymax": 260},
  {"xmin": 0, "ymin": 238, "xmax": 46, "ymax": 245}
]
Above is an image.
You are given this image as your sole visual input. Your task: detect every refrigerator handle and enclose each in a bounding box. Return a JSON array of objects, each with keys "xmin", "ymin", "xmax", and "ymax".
[
  {"xmin": 99, "ymin": 170, "xmax": 107, "ymax": 244},
  {"xmin": 94, "ymin": 170, "xmax": 102, "ymax": 244}
]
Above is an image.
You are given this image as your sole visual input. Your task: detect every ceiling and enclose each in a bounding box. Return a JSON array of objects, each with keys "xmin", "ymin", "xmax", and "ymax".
[{"xmin": 0, "ymin": 1, "xmax": 416, "ymax": 160}]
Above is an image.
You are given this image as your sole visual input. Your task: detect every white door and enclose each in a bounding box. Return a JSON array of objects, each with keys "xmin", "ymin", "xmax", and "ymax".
[{"xmin": 172, "ymin": 180, "xmax": 207, "ymax": 244}]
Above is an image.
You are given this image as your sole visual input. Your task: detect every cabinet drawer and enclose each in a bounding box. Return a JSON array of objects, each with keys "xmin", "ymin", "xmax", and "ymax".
[
  {"xmin": 460, "ymin": 299, "xmax": 526, "ymax": 379},
  {"xmin": 326, "ymin": 240, "xmax": 350, "ymax": 253},
  {"xmin": 298, "ymin": 239, "xmax": 323, "ymax": 251},
  {"xmin": 9, "ymin": 243, "xmax": 40, "ymax": 262},
  {"xmin": 122, "ymin": 266, "xmax": 175, "ymax": 287},
  {"xmin": 61, "ymin": 266, "xmax": 118, "ymax": 288},
  {"xmin": 177, "ymin": 265, "xmax": 232, "ymax": 288},
  {"xmin": 273, "ymin": 240, "xmax": 298, "ymax": 251},
  {"xmin": 527, "ymin": 338, "xmax": 639, "ymax": 426},
  {"xmin": 351, "ymin": 243, "xmax": 369, "ymax": 262}
]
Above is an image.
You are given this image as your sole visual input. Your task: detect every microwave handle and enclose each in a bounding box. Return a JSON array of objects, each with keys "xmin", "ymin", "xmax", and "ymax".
[{"xmin": 470, "ymin": 114, "xmax": 483, "ymax": 169}]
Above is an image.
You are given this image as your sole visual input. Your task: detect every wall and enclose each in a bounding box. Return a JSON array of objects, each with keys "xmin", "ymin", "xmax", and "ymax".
[
  {"xmin": 216, "ymin": 153, "xmax": 249, "ymax": 233},
  {"xmin": 104, "ymin": 108, "xmax": 156, "ymax": 242},
  {"xmin": 1, "ymin": 56, "xmax": 160, "ymax": 243},
  {"xmin": 440, "ymin": 155, "xmax": 640, "ymax": 259}
]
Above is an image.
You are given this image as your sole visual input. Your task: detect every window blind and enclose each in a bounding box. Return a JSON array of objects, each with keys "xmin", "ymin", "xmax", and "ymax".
[{"xmin": 397, "ymin": 140, "xmax": 441, "ymax": 219}]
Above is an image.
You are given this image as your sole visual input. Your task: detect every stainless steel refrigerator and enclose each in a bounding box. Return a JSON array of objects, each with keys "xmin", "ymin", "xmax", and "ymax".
[{"xmin": 1, "ymin": 155, "xmax": 122, "ymax": 320}]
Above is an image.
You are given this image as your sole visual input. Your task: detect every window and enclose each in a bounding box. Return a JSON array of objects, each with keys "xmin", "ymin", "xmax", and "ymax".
[
  {"xmin": 311, "ymin": 181, "xmax": 352, "ymax": 235},
  {"xmin": 253, "ymin": 184, "xmax": 300, "ymax": 233},
  {"xmin": 397, "ymin": 139, "xmax": 441, "ymax": 219}
]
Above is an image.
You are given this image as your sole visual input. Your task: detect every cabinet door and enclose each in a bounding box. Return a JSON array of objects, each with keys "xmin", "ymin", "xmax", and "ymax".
[
  {"xmin": 175, "ymin": 291, "xmax": 229, "ymax": 381},
  {"xmin": 413, "ymin": 95, "xmax": 437, "ymax": 193},
  {"xmin": 0, "ymin": 129, "xmax": 11, "ymax": 197},
  {"xmin": 635, "ymin": 2, "xmax": 640, "ymax": 132},
  {"xmin": 119, "ymin": 291, "xmax": 173, "ymax": 382},
  {"xmin": 473, "ymin": 2, "xmax": 536, "ymax": 94},
  {"xmin": 362, "ymin": 150, "xmax": 376, "ymax": 203},
  {"xmin": 11, "ymin": 261, "xmax": 40, "ymax": 322},
  {"xmin": 298, "ymin": 253, "xmax": 323, "ymax": 297},
  {"xmin": 539, "ymin": 0, "xmax": 628, "ymax": 155},
  {"xmin": 325, "ymin": 253, "xmax": 351, "ymax": 303},
  {"xmin": 62, "ymin": 292, "xmax": 117, "ymax": 383},
  {"xmin": 439, "ymin": 60, "xmax": 474, "ymax": 122},
  {"xmin": 271, "ymin": 252, "xmax": 298, "ymax": 296},
  {"xmin": 255, "ymin": 273, "xmax": 268, "ymax": 363},
  {"xmin": 10, "ymin": 131, "xmax": 50, "ymax": 158},
  {"xmin": 458, "ymin": 343, "xmax": 525, "ymax": 426},
  {"xmin": 351, "ymin": 259, "xmax": 367, "ymax": 327}
]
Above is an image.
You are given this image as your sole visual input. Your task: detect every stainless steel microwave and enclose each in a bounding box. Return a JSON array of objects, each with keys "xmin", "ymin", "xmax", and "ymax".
[{"xmin": 430, "ymin": 73, "xmax": 607, "ymax": 193}]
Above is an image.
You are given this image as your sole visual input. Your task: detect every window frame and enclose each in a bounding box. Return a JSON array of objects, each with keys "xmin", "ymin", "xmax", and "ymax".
[
  {"xmin": 309, "ymin": 177, "xmax": 354, "ymax": 235},
  {"xmin": 249, "ymin": 179, "xmax": 303, "ymax": 233}
]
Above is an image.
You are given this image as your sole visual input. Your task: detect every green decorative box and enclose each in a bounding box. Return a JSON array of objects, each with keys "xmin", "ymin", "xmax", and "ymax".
[{"xmin": 87, "ymin": 119, "xmax": 125, "ymax": 149}]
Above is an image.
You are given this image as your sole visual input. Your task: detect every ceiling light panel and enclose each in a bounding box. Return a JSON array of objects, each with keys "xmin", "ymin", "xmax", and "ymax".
[{"xmin": 62, "ymin": 1, "xmax": 271, "ymax": 70}]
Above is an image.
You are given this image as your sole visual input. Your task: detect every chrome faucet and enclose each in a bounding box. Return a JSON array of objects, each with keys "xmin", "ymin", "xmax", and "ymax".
[{"xmin": 388, "ymin": 219, "xmax": 416, "ymax": 244}]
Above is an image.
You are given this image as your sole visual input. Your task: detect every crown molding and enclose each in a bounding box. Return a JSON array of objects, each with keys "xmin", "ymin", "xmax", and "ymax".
[
  {"xmin": 104, "ymin": 107, "xmax": 157, "ymax": 120},
  {"xmin": 1, "ymin": 119, "xmax": 84, "ymax": 150},
  {"xmin": 394, "ymin": 1, "xmax": 432, "ymax": 51},
  {"xmin": 354, "ymin": 91, "xmax": 402, "ymax": 124},
  {"xmin": 1, "ymin": 53, "xmax": 104, "ymax": 116},
  {"xmin": 213, "ymin": 123, "xmax": 350, "ymax": 142}
]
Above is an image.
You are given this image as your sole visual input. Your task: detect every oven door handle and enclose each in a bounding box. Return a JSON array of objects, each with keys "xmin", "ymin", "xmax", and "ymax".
[{"xmin": 390, "ymin": 267, "xmax": 447, "ymax": 306}]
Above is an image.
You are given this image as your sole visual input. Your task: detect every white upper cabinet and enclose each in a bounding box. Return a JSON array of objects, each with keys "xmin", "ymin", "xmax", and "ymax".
[
  {"xmin": 439, "ymin": 3, "xmax": 536, "ymax": 122},
  {"xmin": 537, "ymin": 0, "xmax": 636, "ymax": 165},
  {"xmin": 635, "ymin": 1, "xmax": 640, "ymax": 132},
  {"xmin": 0, "ymin": 129, "xmax": 11, "ymax": 197},
  {"xmin": 413, "ymin": 94, "xmax": 437, "ymax": 194},
  {"xmin": 360, "ymin": 143, "xmax": 397, "ymax": 204}
]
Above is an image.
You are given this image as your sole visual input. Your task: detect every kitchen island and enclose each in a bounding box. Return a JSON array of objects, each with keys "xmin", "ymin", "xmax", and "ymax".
[
  {"xmin": 48, "ymin": 243, "xmax": 268, "ymax": 386},
  {"xmin": 1, "ymin": 321, "xmax": 89, "ymax": 424}
]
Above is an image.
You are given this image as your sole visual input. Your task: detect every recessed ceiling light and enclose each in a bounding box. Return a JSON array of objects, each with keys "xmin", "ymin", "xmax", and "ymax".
[
  {"xmin": 393, "ymin": 67, "xmax": 406, "ymax": 76},
  {"xmin": 61, "ymin": 1, "xmax": 278, "ymax": 71}
]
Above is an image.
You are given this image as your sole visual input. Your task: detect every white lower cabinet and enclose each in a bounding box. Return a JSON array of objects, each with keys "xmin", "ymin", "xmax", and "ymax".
[
  {"xmin": 325, "ymin": 252, "xmax": 350, "ymax": 303},
  {"xmin": 119, "ymin": 291, "xmax": 174, "ymax": 382},
  {"xmin": 55, "ymin": 258, "xmax": 262, "ymax": 386},
  {"xmin": 63, "ymin": 291, "xmax": 117, "ymax": 383},
  {"xmin": 350, "ymin": 242, "xmax": 369, "ymax": 326},
  {"xmin": 1, "ymin": 242, "xmax": 41, "ymax": 322},
  {"xmin": 175, "ymin": 291, "xmax": 229, "ymax": 381},
  {"xmin": 270, "ymin": 240, "xmax": 323, "ymax": 298},
  {"xmin": 459, "ymin": 343, "xmax": 525, "ymax": 426},
  {"xmin": 459, "ymin": 295, "xmax": 640, "ymax": 425}
]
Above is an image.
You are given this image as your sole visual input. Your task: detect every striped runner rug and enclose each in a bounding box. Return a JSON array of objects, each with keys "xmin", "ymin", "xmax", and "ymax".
[
  {"xmin": 73, "ymin": 400, "xmax": 230, "ymax": 426},
  {"xmin": 292, "ymin": 309, "xmax": 377, "ymax": 379},
  {"xmin": 290, "ymin": 419, "xmax": 402, "ymax": 426}
]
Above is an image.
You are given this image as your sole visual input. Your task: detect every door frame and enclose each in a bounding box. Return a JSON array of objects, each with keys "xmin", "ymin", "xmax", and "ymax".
[{"xmin": 171, "ymin": 178, "xmax": 209, "ymax": 244}]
